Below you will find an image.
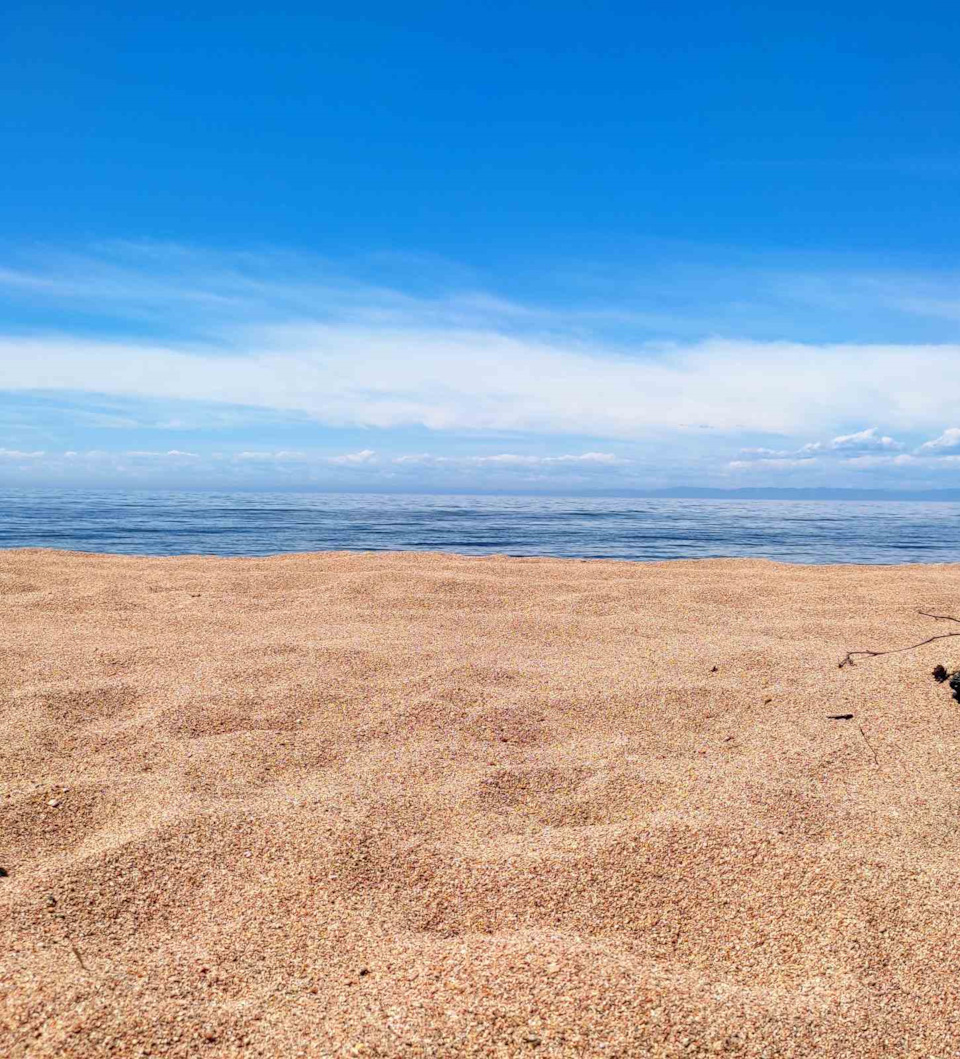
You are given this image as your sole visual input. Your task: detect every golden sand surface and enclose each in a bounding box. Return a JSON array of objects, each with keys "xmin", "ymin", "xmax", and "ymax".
[{"xmin": 3, "ymin": 549, "xmax": 960, "ymax": 1058}]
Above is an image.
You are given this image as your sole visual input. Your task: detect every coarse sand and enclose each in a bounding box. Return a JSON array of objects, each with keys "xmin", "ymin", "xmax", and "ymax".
[{"xmin": 3, "ymin": 549, "xmax": 960, "ymax": 1057}]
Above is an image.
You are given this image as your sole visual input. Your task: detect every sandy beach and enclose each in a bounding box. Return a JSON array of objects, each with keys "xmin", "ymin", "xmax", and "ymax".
[{"xmin": 3, "ymin": 548, "xmax": 960, "ymax": 1057}]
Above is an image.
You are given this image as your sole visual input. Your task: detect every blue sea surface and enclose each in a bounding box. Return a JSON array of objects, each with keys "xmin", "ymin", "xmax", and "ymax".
[{"xmin": 1, "ymin": 490, "xmax": 960, "ymax": 565}]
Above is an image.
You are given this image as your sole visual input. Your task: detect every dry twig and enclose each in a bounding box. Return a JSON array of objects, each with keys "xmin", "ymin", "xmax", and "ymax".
[
  {"xmin": 838, "ymin": 610, "xmax": 960, "ymax": 669},
  {"xmin": 858, "ymin": 725, "xmax": 881, "ymax": 768}
]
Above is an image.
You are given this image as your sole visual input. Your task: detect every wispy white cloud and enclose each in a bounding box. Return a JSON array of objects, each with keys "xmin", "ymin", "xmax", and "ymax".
[
  {"xmin": 728, "ymin": 457, "xmax": 815, "ymax": 471},
  {"xmin": 736, "ymin": 428, "xmax": 907, "ymax": 466},
  {"xmin": 840, "ymin": 454, "xmax": 920, "ymax": 469},
  {"xmin": 21, "ymin": 448, "xmax": 620, "ymax": 470},
  {"xmin": 2, "ymin": 244, "xmax": 960, "ymax": 490},
  {"xmin": 800, "ymin": 427, "xmax": 904, "ymax": 455},
  {"xmin": 2, "ymin": 244, "xmax": 960, "ymax": 442},
  {"xmin": 0, "ymin": 448, "xmax": 45, "ymax": 460},
  {"xmin": 125, "ymin": 449, "xmax": 201, "ymax": 459},
  {"xmin": 326, "ymin": 449, "xmax": 378, "ymax": 465},
  {"xmin": 393, "ymin": 452, "xmax": 621, "ymax": 467},
  {"xmin": 729, "ymin": 425, "xmax": 960, "ymax": 478},
  {"xmin": 236, "ymin": 450, "xmax": 309, "ymax": 463},
  {"xmin": 235, "ymin": 449, "xmax": 379, "ymax": 465},
  {"xmin": 5, "ymin": 330, "xmax": 960, "ymax": 442},
  {"xmin": 0, "ymin": 447, "xmax": 639, "ymax": 491},
  {"xmin": 918, "ymin": 428, "xmax": 960, "ymax": 454},
  {"xmin": 737, "ymin": 447, "xmax": 799, "ymax": 459}
]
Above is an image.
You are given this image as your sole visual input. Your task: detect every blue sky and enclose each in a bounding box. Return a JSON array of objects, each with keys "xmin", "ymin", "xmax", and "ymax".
[{"xmin": 2, "ymin": 1, "xmax": 960, "ymax": 492}]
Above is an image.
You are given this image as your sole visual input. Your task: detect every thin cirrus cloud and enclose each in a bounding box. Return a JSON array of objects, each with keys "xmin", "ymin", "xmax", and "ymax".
[
  {"xmin": 0, "ymin": 448, "xmax": 637, "ymax": 493},
  {"xmin": 0, "ymin": 448, "xmax": 45, "ymax": 460},
  {"xmin": 392, "ymin": 452, "xmax": 621, "ymax": 467},
  {"xmin": 1, "ymin": 243, "xmax": 960, "ymax": 438},
  {"xmin": 2, "ymin": 243, "xmax": 960, "ymax": 488},
  {"xmin": 217, "ymin": 450, "xmax": 623, "ymax": 470},
  {"xmin": 6, "ymin": 326, "xmax": 960, "ymax": 442},
  {"xmin": 235, "ymin": 450, "xmax": 378, "ymax": 464},
  {"xmin": 9, "ymin": 448, "xmax": 623, "ymax": 470}
]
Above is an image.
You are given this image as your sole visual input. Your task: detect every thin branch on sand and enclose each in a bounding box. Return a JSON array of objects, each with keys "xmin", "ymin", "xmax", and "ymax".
[
  {"xmin": 838, "ymin": 610, "xmax": 960, "ymax": 669},
  {"xmin": 918, "ymin": 611, "xmax": 960, "ymax": 625},
  {"xmin": 64, "ymin": 933, "xmax": 89, "ymax": 973},
  {"xmin": 858, "ymin": 725, "xmax": 881, "ymax": 769}
]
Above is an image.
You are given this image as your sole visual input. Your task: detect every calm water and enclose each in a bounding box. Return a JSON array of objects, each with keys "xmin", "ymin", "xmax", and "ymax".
[{"xmin": 1, "ymin": 490, "xmax": 959, "ymax": 564}]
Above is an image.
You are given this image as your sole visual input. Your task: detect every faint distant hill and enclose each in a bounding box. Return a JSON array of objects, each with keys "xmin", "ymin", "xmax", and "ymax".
[
  {"xmin": 365, "ymin": 486, "xmax": 960, "ymax": 500},
  {"xmin": 631, "ymin": 487, "xmax": 960, "ymax": 502}
]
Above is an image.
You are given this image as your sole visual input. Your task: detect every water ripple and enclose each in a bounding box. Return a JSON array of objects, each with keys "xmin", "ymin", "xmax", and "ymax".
[{"xmin": 1, "ymin": 490, "xmax": 959, "ymax": 564}]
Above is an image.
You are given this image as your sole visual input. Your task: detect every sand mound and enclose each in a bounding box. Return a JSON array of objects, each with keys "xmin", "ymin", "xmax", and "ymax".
[{"xmin": 3, "ymin": 549, "xmax": 960, "ymax": 1056}]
